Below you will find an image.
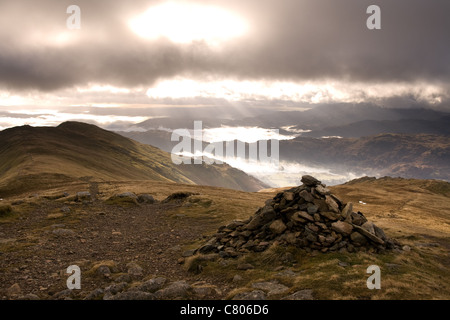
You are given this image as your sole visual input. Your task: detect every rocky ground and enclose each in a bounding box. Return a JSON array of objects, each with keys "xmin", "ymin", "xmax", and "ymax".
[{"xmin": 1, "ymin": 177, "xmax": 449, "ymax": 300}]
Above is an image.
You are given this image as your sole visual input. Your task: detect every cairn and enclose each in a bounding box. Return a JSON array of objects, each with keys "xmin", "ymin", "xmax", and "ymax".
[{"xmin": 196, "ymin": 175, "xmax": 399, "ymax": 257}]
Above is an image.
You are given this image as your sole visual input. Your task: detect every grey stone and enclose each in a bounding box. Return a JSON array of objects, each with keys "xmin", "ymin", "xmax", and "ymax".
[
  {"xmin": 105, "ymin": 282, "xmax": 128, "ymax": 295},
  {"xmin": 18, "ymin": 293, "xmax": 40, "ymax": 300},
  {"xmin": 295, "ymin": 211, "xmax": 314, "ymax": 222},
  {"xmin": 301, "ymin": 175, "xmax": 321, "ymax": 187},
  {"xmin": 307, "ymin": 204, "xmax": 319, "ymax": 214},
  {"xmin": 233, "ymin": 290, "xmax": 267, "ymax": 300},
  {"xmin": 126, "ymin": 262, "xmax": 144, "ymax": 278},
  {"xmin": 282, "ymin": 289, "xmax": 314, "ymax": 300},
  {"xmin": 341, "ymin": 203, "xmax": 353, "ymax": 219},
  {"xmin": 155, "ymin": 281, "xmax": 192, "ymax": 299},
  {"xmin": 112, "ymin": 290, "xmax": 155, "ymax": 300},
  {"xmin": 114, "ymin": 274, "xmax": 132, "ymax": 283},
  {"xmin": 269, "ymin": 219, "xmax": 287, "ymax": 235},
  {"xmin": 352, "ymin": 224, "xmax": 385, "ymax": 245},
  {"xmin": 76, "ymin": 192, "xmax": 91, "ymax": 201},
  {"xmin": 232, "ymin": 275, "xmax": 243, "ymax": 282},
  {"xmin": 315, "ymin": 185, "xmax": 330, "ymax": 195},
  {"xmin": 138, "ymin": 277, "xmax": 167, "ymax": 293},
  {"xmin": 331, "ymin": 221, "xmax": 353, "ymax": 236},
  {"xmin": 137, "ymin": 194, "xmax": 155, "ymax": 204},
  {"xmin": 60, "ymin": 206, "xmax": 71, "ymax": 213},
  {"xmin": 299, "ymin": 190, "xmax": 314, "ymax": 203},
  {"xmin": 325, "ymin": 195, "xmax": 339, "ymax": 213},
  {"xmin": 350, "ymin": 212, "xmax": 367, "ymax": 226},
  {"xmin": 350, "ymin": 232, "xmax": 368, "ymax": 245},
  {"xmin": 84, "ymin": 288, "xmax": 104, "ymax": 300},
  {"xmin": 320, "ymin": 211, "xmax": 338, "ymax": 221},
  {"xmin": 252, "ymin": 281, "xmax": 290, "ymax": 297},
  {"xmin": 96, "ymin": 265, "xmax": 111, "ymax": 277},
  {"xmin": 117, "ymin": 192, "xmax": 137, "ymax": 198}
]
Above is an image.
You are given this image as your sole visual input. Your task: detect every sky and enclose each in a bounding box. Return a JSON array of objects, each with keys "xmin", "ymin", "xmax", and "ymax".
[{"xmin": 0, "ymin": 0, "xmax": 450, "ymax": 129}]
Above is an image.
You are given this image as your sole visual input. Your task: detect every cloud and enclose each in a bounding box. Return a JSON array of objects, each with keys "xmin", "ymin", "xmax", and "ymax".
[{"xmin": 0, "ymin": 0, "xmax": 449, "ymax": 115}]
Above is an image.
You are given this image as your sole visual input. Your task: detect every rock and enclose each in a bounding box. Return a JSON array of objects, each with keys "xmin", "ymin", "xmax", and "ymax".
[
  {"xmin": 350, "ymin": 212, "xmax": 367, "ymax": 226},
  {"xmin": 112, "ymin": 290, "xmax": 155, "ymax": 300},
  {"xmin": 306, "ymin": 204, "xmax": 319, "ymax": 214},
  {"xmin": 301, "ymin": 175, "xmax": 321, "ymax": 187},
  {"xmin": 282, "ymin": 289, "xmax": 314, "ymax": 300},
  {"xmin": 114, "ymin": 274, "xmax": 132, "ymax": 283},
  {"xmin": 105, "ymin": 282, "xmax": 128, "ymax": 295},
  {"xmin": 96, "ymin": 265, "xmax": 111, "ymax": 278},
  {"xmin": 252, "ymin": 281, "xmax": 290, "ymax": 297},
  {"xmin": 138, "ymin": 277, "xmax": 167, "ymax": 293},
  {"xmin": 126, "ymin": 262, "xmax": 144, "ymax": 279},
  {"xmin": 373, "ymin": 224, "xmax": 387, "ymax": 241},
  {"xmin": 137, "ymin": 194, "xmax": 155, "ymax": 204},
  {"xmin": 18, "ymin": 293, "xmax": 40, "ymax": 300},
  {"xmin": 155, "ymin": 281, "xmax": 191, "ymax": 299},
  {"xmin": 350, "ymin": 232, "xmax": 368, "ymax": 245},
  {"xmin": 192, "ymin": 285, "xmax": 220, "ymax": 298},
  {"xmin": 232, "ymin": 275, "xmax": 243, "ymax": 282},
  {"xmin": 60, "ymin": 206, "xmax": 71, "ymax": 213},
  {"xmin": 233, "ymin": 290, "xmax": 266, "ymax": 300},
  {"xmin": 7, "ymin": 283, "xmax": 21, "ymax": 296},
  {"xmin": 352, "ymin": 225, "xmax": 385, "ymax": 245},
  {"xmin": 320, "ymin": 211, "xmax": 338, "ymax": 221},
  {"xmin": 361, "ymin": 222, "xmax": 376, "ymax": 235},
  {"xmin": 402, "ymin": 245, "xmax": 411, "ymax": 252},
  {"xmin": 331, "ymin": 221, "xmax": 353, "ymax": 236},
  {"xmin": 284, "ymin": 192, "xmax": 294, "ymax": 201},
  {"xmin": 84, "ymin": 288, "xmax": 104, "ymax": 300},
  {"xmin": 269, "ymin": 219, "xmax": 287, "ymax": 235},
  {"xmin": 315, "ymin": 185, "xmax": 330, "ymax": 195},
  {"xmin": 295, "ymin": 211, "xmax": 314, "ymax": 222},
  {"xmin": 325, "ymin": 195, "xmax": 339, "ymax": 213},
  {"xmin": 117, "ymin": 192, "xmax": 137, "ymax": 198},
  {"xmin": 76, "ymin": 192, "xmax": 91, "ymax": 202},
  {"xmin": 52, "ymin": 289, "xmax": 73, "ymax": 300},
  {"xmin": 299, "ymin": 190, "xmax": 314, "ymax": 203},
  {"xmin": 190, "ymin": 174, "xmax": 396, "ymax": 260},
  {"xmin": 341, "ymin": 203, "xmax": 353, "ymax": 219}
]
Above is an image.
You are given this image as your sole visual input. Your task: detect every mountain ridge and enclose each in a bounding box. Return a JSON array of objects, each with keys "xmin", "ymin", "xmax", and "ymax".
[{"xmin": 0, "ymin": 122, "xmax": 268, "ymax": 197}]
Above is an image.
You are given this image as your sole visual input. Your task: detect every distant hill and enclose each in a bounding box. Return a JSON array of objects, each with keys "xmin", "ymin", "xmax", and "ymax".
[
  {"xmin": 302, "ymin": 117, "xmax": 450, "ymax": 138},
  {"xmin": 280, "ymin": 133, "xmax": 450, "ymax": 181},
  {"xmin": 0, "ymin": 122, "xmax": 268, "ymax": 197}
]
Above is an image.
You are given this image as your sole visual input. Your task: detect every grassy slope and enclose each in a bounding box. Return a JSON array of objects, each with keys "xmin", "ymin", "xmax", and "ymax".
[
  {"xmin": 0, "ymin": 176, "xmax": 449, "ymax": 299},
  {"xmin": 0, "ymin": 122, "xmax": 267, "ymax": 196}
]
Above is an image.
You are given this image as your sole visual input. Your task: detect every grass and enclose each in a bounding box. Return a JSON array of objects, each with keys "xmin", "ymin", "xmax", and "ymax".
[
  {"xmin": 0, "ymin": 205, "xmax": 13, "ymax": 217},
  {"xmin": 1, "ymin": 174, "xmax": 449, "ymax": 299}
]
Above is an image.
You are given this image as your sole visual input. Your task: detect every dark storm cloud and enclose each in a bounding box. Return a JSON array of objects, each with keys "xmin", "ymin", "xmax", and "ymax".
[{"xmin": 0, "ymin": 0, "xmax": 449, "ymax": 91}]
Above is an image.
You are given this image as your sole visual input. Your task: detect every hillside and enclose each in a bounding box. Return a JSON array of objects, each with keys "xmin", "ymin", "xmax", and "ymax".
[
  {"xmin": 0, "ymin": 176, "xmax": 448, "ymax": 300},
  {"xmin": 0, "ymin": 122, "xmax": 268, "ymax": 197}
]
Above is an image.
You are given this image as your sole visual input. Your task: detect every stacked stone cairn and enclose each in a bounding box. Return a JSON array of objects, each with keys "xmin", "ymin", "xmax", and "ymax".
[{"xmin": 197, "ymin": 175, "xmax": 399, "ymax": 257}]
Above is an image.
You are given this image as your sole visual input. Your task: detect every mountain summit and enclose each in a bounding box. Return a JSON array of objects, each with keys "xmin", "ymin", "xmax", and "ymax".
[{"xmin": 0, "ymin": 122, "xmax": 268, "ymax": 197}]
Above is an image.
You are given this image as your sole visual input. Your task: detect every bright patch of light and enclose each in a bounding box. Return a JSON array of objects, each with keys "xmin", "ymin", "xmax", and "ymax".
[
  {"xmin": 147, "ymin": 78, "xmax": 450, "ymax": 106},
  {"xmin": 128, "ymin": 2, "xmax": 249, "ymax": 44},
  {"xmin": 201, "ymin": 126, "xmax": 295, "ymax": 143}
]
